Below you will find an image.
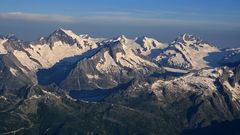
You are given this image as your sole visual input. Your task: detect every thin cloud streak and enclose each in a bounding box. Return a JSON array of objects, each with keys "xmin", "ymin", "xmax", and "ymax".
[
  {"xmin": 0, "ymin": 12, "xmax": 75, "ymax": 23},
  {"xmin": 0, "ymin": 11, "xmax": 239, "ymax": 29},
  {"xmin": 78, "ymin": 10, "xmax": 240, "ymax": 28}
]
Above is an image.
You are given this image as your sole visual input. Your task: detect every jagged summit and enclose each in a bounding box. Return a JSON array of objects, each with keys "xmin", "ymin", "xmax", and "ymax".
[
  {"xmin": 58, "ymin": 28, "xmax": 79, "ymax": 39},
  {"xmin": 0, "ymin": 29, "xmax": 238, "ymax": 72},
  {"xmin": 113, "ymin": 35, "xmax": 128, "ymax": 44},
  {"xmin": 175, "ymin": 33, "xmax": 199, "ymax": 42},
  {"xmin": 134, "ymin": 36, "xmax": 168, "ymax": 57},
  {"xmin": 135, "ymin": 36, "xmax": 151, "ymax": 45},
  {"xmin": 54, "ymin": 28, "xmax": 92, "ymax": 41},
  {"xmin": 171, "ymin": 33, "xmax": 210, "ymax": 47},
  {"xmin": 135, "ymin": 36, "xmax": 167, "ymax": 54},
  {"xmin": 46, "ymin": 28, "xmax": 77, "ymax": 45},
  {"xmin": 44, "ymin": 28, "xmax": 97, "ymax": 50},
  {"xmin": 117, "ymin": 35, "xmax": 128, "ymax": 40},
  {"xmin": 154, "ymin": 34, "xmax": 221, "ymax": 70},
  {"xmin": 49, "ymin": 28, "xmax": 78, "ymax": 39},
  {"xmin": 48, "ymin": 28, "xmax": 86, "ymax": 42}
]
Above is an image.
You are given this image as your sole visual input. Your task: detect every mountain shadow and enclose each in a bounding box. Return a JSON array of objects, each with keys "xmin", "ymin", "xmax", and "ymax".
[
  {"xmin": 37, "ymin": 47, "xmax": 101, "ymax": 85},
  {"xmin": 69, "ymin": 80, "xmax": 133, "ymax": 102},
  {"xmin": 203, "ymin": 51, "xmax": 225, "ymax": 68}
]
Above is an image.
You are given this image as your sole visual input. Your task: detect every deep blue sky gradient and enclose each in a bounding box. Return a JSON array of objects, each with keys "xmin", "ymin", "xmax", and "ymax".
[{"xmin": 0, "ymin": 0, "xmax": 240, "ymax": 47}]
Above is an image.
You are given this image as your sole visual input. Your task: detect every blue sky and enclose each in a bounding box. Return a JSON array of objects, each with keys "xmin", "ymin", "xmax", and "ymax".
[{"xmin": 0, "ymin": 0, "xmax": 240, "ymax": 47}]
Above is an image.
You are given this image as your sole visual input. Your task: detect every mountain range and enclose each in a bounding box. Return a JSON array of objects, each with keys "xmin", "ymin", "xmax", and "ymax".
[{"xmin": 0, "ymin": 29, "xmax": 240, "ymax": 135}]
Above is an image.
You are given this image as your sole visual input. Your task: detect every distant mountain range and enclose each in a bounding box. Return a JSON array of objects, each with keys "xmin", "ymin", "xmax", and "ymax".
[{"xmin": 0, "ymin": 29, "xmax": 240, "ymax": 135}]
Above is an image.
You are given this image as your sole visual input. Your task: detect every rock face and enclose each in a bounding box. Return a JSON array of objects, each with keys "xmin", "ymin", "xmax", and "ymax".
[
  {"xmin": 0, "ymin": 35, "xmax": 37, "ymax": 89},
  {"xmin": 0, "ymin": 55, "xmax": 35, "ymax": 90},
  {"xmin": 0, "ymin": 29, "xmax": 240, "ymax": 135}
]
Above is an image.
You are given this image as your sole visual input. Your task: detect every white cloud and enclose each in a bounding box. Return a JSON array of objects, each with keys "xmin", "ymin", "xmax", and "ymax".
[{"xmin": 0, "ymin": 12, "xmax": 75, "ymax": 23}]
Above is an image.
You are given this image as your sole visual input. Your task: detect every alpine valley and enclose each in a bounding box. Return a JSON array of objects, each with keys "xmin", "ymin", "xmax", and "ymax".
[{"xmin": 0, "ymin": 29, "xmax": 240, "ymax": 135}]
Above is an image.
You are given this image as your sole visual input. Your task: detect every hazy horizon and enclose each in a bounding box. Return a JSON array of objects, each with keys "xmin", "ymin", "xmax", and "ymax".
[{"xmin": 0, "ymin": 0, "xmax": 239, "ymax": 48}]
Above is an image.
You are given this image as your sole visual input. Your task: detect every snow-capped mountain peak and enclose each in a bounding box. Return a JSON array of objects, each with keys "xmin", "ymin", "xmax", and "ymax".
[
  {"xmin": 172, "ymin": 33, "xmax": 211, "ymax": 48},
  {"xmin": 6, "ymin": 29, "xmax": 99, "ymax": 72},
  {"xmin": 58, "ymin": 28, "xmax": 79, "ymax": 39},
  {"xmin": 155, "ymin": 34, "xmax": 221, "ymax": 70},
  {"xmin": 47, "ymin": 28, "xmax": 98, "ymax": 48},
  {"xmin": 114, "ymin": 35, "xmax": 128, "ymax": 44},
  {"xmin": 46, "ymin": 28, "xmax": 77, "ymax": 46},
  {"xmin": 0, "ymin": 29, "xmax": 239, "ymax": 79},
  {"xmin": 182, "ymin": 33, "xmax": 196, "ymax": 41},
  {"xmin": 176, "ymin": 33, "xmax": 197, "ymax": 42},
  {"xmin": 135, "ymin": 36, "xmax": 167, "ymax": 56},
  {"xmin": 49, "ymin": 28, "xmax": 80, "ymax": 41},
  {"xmin": 136, "ymin": 36, "xmax": 164, "ymax": 48}
]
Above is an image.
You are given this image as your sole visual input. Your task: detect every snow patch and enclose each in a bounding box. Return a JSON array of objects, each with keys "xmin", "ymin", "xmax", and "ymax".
[
  {"xmin": 13, "ymin": 50, "xmax": 40, "ymax": 71},
  {"xmin": 28, "ymin": 95, "xmax": 41, "ymax": 100},
  {"xmin": 96, "ymin": 51, "xmax": 119, "ymax": 73},
  {"xmin": 0, "ymin": 39, "xmax": 8, "ymax": 54},
  {"xmin": 163, "ymin": 67, "xmax": 189, "ymax": 73},
  {"xmin": 156, "ymin": 35, "xmax": 220, "ymax": 70},
  {"xmin": 115, "ymin": 41, "xmax": 158, "ymax": 69},
  {"xmin": 222, "ymin": 48, "xmax": 240, "ymax": 64},
  {"xmin": 66, "ymin": 94, "xmax": 77, "ymax": 101},
  {"xmin": 42, "ymin": 89, "xmax": 61, "ymax": 99},
  {"xmin": 9, "ymin": 67, "xmax": 18, "ymax": 76},
  {"xmin": 86, "ymin": 74, "xmax": 100, "ymax": 79},
  {"xmin": 222, "ymin": 81, "xmax": 240, "ymax": 101},
  {"xmin": 151, "ymin": 69, "xmax": 218, "ymax": 96},
  {"xmin": 136, "ymin": 36, "xmax": 168, "ymax": 56},
  {"xmin": 60, "ymin": 28, "xmax": 79, "ymax": 39},
  {"xmin": 0, "ymin": 96, "xmax": 7, "ymax": 101},
  {"xmin": 24, "ymin": 41, "xmax": 95, "ymax": 70},
  {"xmin": 60, "ymin": 28, "xmax": 98, "ymax": 49}
]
